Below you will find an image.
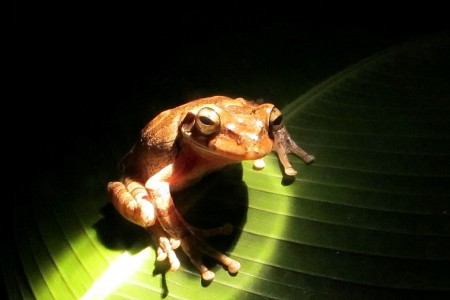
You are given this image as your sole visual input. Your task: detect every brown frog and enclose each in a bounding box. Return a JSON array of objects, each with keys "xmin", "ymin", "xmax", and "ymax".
[{"xmin": 107, "ymin": 96, "xmax": 314, "ymax": 281}]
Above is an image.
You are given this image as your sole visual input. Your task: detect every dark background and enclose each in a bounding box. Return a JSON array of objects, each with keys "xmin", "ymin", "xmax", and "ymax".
[{"xmin": 9, "ymin": 2, "xmax": 449, "ymax": 298}]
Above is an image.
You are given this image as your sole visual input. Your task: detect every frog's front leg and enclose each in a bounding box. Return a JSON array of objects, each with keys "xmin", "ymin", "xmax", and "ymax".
[
  {"xmin": 107, "ymin": 178, "xmax": 156, "ymax": 227},
  {"xmin": 272, "ymin": 123, "xmax": 315, "ymax": 176},
  {"xmin": 146, "ymin": 164, "xmax": 241, "ymax": 281},
  {"xmin": 107, "ymin": 178, "xmax": 182, "ymax": 270}
]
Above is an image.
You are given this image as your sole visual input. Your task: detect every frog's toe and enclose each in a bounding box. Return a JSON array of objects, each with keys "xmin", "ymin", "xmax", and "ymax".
[
  {"xmin": 158, "ymin": 236, "xmax": 181, "ymax": 271},
  {"xmin": 201, "ymin": 270, "xmax": 216, "ymax": 281},
  {"xmin": 170, "ymin": 237, "xmax": 181, "ymax": 249},
  {"xmin": 303, "ymin": 154, "xmax": 315, "ymax": 163},
  {"xmin": 227, "ymin": 260, "xmax": 241, "ymax": 274},
  {"xmin": 149, "ymin": 226, "xmax": 181, "ymax": 271},
  {"xmin": 168, "ymin": 257, "xmax": 181, "ymax": 271},
  {"xmin": 156, "ymin": 246, "xmax": 167, "ymax": 261},
  {"xmin": 216, "ymin": 254, "xmax": 240, "ymax": 275}
]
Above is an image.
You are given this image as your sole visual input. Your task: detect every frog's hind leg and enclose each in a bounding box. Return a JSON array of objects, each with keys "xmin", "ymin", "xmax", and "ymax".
[
  {"xmin": 145, "ymin": 168, "xmax": 241, "ymax": 282},
  {"xmin": 188, "ymin": 223, "xmax": 233, "ymax": 238},
  {"xmin": 151, "ymin": 220, "xmax": 240, "ymax": 281}
]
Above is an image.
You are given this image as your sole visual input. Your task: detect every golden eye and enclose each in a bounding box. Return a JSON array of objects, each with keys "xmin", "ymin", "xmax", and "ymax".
[
  {"xmin": 195, "ymin": 107, "xmax": 220, "ymax": 135},
  {"xmin": 269, "ymin": 107, "xmax": 283, "ymax": 128}
]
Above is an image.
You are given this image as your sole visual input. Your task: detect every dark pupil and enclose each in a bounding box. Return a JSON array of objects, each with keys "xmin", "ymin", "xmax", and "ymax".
[
  {"xmin": 199, "ymin": 116, "xmax": 214, "ymax": 125},
  {"xmin": 272, "ymin": 115, "xmax": 282, "ymax": 126}
]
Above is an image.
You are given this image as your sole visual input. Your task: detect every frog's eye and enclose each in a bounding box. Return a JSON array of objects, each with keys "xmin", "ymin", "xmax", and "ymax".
[
  {"xmin": 269, "ymin": 107, "xmax": 283, "ymax": 129},
  {"xmin": 196, "ymin": 107, "xmax": 221, "ymax": 135}
]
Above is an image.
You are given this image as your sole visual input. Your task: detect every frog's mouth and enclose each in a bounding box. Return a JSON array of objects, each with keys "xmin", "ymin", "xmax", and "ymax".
[
  {"xmin": 186, "ymin": 133, "xmax": 273, "ymax": 163},
  {"xmin": 212, "ymin": 137, "xmax": 271, "ymax": 160},
  {"xmin": 180, "ymin": 111, "xmax": 273, "ymax": 162}
]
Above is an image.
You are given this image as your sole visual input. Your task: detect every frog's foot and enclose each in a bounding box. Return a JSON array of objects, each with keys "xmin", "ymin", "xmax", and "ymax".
[
  {"xmin": 149, "ymin": 224, "xmax": 182, "ymax": 271},
  {"xmin": 272, "ymin": 123, "xmax": 315, "ymax": 176},
  {"xmin": 149, "ymin": 223, "xmax": 240, "ymax": 281},
  {"xmin": 180, "ymin": 233, "xmax": 241, "ymax": 281}
]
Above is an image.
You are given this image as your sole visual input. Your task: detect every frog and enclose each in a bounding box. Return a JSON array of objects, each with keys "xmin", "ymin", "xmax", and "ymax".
[{"xmin": 107, "ymin": 95, "xmax": 314, "ymax": 281}]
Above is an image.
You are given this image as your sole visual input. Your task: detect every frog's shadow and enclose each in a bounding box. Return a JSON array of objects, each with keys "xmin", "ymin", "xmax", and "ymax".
[{"xmin": 94, "ymin": 163, "xmax": 248, "ymax": 286}]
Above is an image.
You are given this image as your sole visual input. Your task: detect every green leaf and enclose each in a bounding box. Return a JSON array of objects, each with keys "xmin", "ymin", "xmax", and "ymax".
[{"xmin": 8, "ymin": 33, "xmax": 450, "ymax": 300}]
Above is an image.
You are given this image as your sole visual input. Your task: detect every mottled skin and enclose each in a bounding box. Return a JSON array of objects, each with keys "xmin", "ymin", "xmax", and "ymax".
[{"xmin": 107, "ymin": 96, "xmax": 314, "ymax": 281}]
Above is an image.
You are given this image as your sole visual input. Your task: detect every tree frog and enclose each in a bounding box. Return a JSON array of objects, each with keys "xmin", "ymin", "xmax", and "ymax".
[{"xmin": 107, "ymin": 96, "xmax": 314, "ymax": 281}]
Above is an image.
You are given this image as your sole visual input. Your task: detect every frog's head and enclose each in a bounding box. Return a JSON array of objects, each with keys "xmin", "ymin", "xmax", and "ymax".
[
  {"xmin": 180, "ymin": 97, "xmax": 276, "ymax": 162},
  {"xmin": 180, "ymin": 96, "xmax": 314, "ymax": 175}
]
